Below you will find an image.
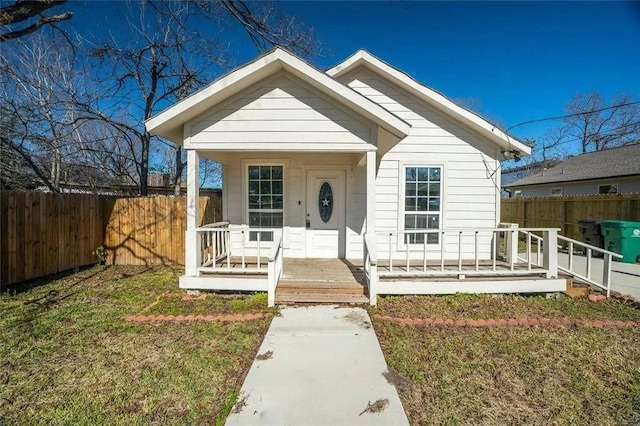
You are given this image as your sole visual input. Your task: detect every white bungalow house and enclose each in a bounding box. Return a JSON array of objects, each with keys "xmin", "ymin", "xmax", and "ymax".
[{"xmin": 146, "ymin": 49, "xmax": 620, "ymax": 306}]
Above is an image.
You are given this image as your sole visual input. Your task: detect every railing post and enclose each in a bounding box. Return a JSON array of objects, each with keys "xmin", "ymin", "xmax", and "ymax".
[
  {"xmin": 503, "ymin": 223, "xmax": 519, "ymax": 265},
  {"xmin": 267, "ymin": 259, "xmax": 275, "ymax": 307},
  {"xmin": 603, "ymin": 253, "xmax": 612, "ymax": 298},
  {"xmin": 369, "ymin": 261, "xmax": 377, "ymax": 306},
  {"xmin": 542, "ymin": 229, "xmax": 558, "ymax": 278}
]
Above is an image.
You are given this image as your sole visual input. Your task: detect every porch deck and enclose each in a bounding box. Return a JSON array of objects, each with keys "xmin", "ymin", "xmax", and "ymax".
[{"xmin": 196, "ymin": 256, "xmax": 560, "ymax": 303}]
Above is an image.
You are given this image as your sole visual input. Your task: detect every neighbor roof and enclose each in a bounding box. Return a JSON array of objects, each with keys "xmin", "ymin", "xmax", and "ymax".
[
  {"xmin": 145, "ymin": 48, "xmax": 410, "ymax": 144},
  {"xmin": 502, "ymin": 159, "xmax": 562, "ymax": 174},
  {"xmin": 505, "ymin": 144, "xmax": 640, "ymax": 187},
  {"xmin": 327, "ymin": 49, "xmax": 531, "ymax": 156}
]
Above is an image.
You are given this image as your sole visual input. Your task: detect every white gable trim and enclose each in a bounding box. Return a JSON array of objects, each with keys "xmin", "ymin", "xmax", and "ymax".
[
  {"xmin": 327, "ymin": 50, "xmax": 531, "ymax": 156},
  {"xmin": 146, "ymin": 48, "xmax": 410, "ymax": 144}
]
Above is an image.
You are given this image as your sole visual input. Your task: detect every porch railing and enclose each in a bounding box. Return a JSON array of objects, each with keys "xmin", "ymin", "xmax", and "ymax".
[
  {"xmin": 377, "ymin": 228, "xmax": 560, "ymax": 279},
  {"xmin": 556, "ymin": 235, "xmax": 622, "ymax": 297},
  {"xmin": 196, "ymin": 224, "xmax": 282, "ymax": 274},
  {"xmin": 267, "ymin": 231, "xmax": 284, "ymax": 307},
  {"xmin": 509, "ymin": 227, "xmax": 623, "ymax": 297},
  {"xmin": 363, "ymin": 233, "xmax": 378, "ymax": 306}
]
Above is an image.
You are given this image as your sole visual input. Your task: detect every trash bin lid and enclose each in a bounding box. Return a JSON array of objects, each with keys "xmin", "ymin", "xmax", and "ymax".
[{"xmin": 601, "ymin": 220, "xmax": 640, "ymax": 229}]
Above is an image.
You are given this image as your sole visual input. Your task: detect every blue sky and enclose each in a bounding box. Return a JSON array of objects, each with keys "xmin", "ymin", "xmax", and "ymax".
[
  {"xmin": 69, "ymin": 1, "xmax": 640, "ymax": 152},
  {"xmin": 269, "ymin": 1, "xmax": 640, "ymax": 143}
]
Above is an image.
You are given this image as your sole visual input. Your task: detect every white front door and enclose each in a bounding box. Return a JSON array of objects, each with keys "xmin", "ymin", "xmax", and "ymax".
[{"xmin": 305, "ymin": 170, "xmax": 345, "ymax": 258}]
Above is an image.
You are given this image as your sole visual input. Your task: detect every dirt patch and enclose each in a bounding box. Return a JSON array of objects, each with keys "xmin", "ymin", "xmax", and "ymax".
[
  {"xmin": 256, "ymin": 350, "xmax": 273, "ymax": 361},
  {"xmin": 231, "ymin": 393, "xmax": 249, "ymax": 414},
  {"xmin": 383, "ymin": 369, "xmax": 412, "ymax": 391},
  {"xmin": 343, "ymin": 310, "xmax": 372, "ymax": 329},
  {"xmin": 359, "ymin": 398, "xmax": 389, "ymax": 415}
]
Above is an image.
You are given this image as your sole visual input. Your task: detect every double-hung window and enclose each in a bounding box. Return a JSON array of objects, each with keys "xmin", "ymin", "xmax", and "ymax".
[
  {"xmin": 247, "ymin": 165, "xmax": 283, "ymax": 242},
  {"xmin": 404, "ymin": 166, "xmax": 442, "ymax": 244}
]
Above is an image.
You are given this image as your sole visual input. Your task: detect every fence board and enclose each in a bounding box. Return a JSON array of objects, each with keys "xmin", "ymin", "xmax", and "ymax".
[
  {"xmin": 1, "ymin": 192, "xmax": 223, "ymax": 285},
  {"xmin": 103, "ymin": 196, "xmax": 219, "ymax": 266},
  {"xmin": 502, "ymin": 194, "xmax": 640, "ymax": 241},
  {"xmin": 1, "ymin": 192, "xmax": 107, "ymax": 286}
]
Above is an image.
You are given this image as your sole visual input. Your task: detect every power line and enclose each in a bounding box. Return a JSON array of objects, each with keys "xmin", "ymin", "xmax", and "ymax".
[
  {"xmin": 506, "ymin": 101, "xmax": 640, "ymax": 131},
  {"xmin": 534, "ymin": 121, "xmax": 640, "ymax": 151}
]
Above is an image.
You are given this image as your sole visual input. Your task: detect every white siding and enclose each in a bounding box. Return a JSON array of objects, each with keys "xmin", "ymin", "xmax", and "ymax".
[
  {"xmin": 187, "ymin": 73, "xmax": 375, "ymax": 151},
  {"xmin": 221, "ymin": 152, "xmax": 365, "ymax": 259},
  {"xmin": 339, "ymin": 69, "xmax": 501, "ymax": 260}
]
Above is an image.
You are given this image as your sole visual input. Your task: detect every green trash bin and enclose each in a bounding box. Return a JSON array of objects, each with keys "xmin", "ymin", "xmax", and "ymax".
[{"xmin": 601, "ymin": 220, "xmax": 640, "ymax": 263}]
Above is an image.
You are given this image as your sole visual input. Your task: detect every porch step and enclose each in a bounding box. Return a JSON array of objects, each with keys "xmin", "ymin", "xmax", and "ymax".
[
  {"xmin": 275, "ymin": 292, "xmax": 370, "ymax": 304},
  {"xmin": 277, "ymin": 280, "xmax": 366, "ymax": 295}
]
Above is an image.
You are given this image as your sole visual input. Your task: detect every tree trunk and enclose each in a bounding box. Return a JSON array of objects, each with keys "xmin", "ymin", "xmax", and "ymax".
[
  {"xmin": 173, "ymin": 146, "xmax": 184, "ymax": 196},
  {"xmin": 140, "ymin": 132, "xmax": 150, "ymax": 196}
]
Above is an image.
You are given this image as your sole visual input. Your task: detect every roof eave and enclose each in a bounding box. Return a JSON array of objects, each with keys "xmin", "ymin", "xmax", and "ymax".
[{"xmin": 145, "ymin": 48, "xmax": 410, "ymax": 145}]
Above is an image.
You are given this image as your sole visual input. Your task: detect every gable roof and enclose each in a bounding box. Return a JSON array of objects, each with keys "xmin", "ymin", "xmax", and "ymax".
[
  {"xmin": 146, "ymin": 48, "xmax": 410, "ymax": 144},
  {"xmin": 327, "ymin": 50, "xmax": 531, "ymax": 156},
  {"xmin": 505, "ymin": 144, "xmax": 640, "ymax": 187}
]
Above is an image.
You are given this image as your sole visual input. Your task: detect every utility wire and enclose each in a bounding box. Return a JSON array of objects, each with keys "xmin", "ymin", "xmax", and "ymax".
[
  {"xmin": 506, "ymin": 101, "xmax": 640, "ymax": 131},
  {"xmin": 537, "ymin": 121, "xmax": 640, "ymax": 150}
]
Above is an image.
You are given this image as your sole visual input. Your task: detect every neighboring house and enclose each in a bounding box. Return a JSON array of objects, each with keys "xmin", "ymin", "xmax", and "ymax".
[
  {"xmin": 505, "ymin": 144, "xmax": 640, "ymax": 197},
  {"xmin": 146, "ymin": 48, "xmax": 574, "ymax": 306},
  {"xmin": 501, "ymin": 159, "xmax": 561, "ymax": 197}
]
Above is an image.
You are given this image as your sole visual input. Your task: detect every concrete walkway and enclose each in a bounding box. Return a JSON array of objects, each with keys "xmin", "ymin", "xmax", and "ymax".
[{"xmin": 225, "ymin": 305, "xmax": 409, "ymax": 426}]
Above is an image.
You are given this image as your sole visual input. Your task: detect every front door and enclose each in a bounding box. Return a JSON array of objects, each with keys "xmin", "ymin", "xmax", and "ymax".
[{"xmin": 305, "ymin": 170, "xmax": 345, "ymax": 258}]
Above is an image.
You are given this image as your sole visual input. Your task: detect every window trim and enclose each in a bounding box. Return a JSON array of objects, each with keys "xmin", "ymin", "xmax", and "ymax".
[
  {"xmin": 242, "ymin": 159, "xmax": 288, "ymax": 246},
  {"xmin": 398, "ymin": 163, "xmax": 445, "ymax": 250},
  {"xmin": 598, "ymin": 183, "xmax": 619, "ymax": 195}
]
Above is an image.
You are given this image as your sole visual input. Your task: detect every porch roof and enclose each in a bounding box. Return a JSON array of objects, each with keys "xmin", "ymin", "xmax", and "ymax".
[{"xmin": 145, "ymin": 48, "xmax": 411, "ymax": 145}]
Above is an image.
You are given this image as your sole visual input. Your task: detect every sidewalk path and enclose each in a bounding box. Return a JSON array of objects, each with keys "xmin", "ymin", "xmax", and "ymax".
[{"xmin": 225, "ymin": 305, "xmax": 409, "ymax": 426}]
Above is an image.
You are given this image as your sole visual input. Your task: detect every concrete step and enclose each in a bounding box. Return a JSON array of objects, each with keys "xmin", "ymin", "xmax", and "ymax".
[{"xmin": 275, "ymin": 292, "xmax": 370, "ymax": 304}]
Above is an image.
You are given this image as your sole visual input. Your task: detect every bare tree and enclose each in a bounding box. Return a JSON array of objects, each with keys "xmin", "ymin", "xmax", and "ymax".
[
  {"xmin": 0, "ymin": 33, "xmax": 88, "ymax": 191},
  {"xmin": 0, "ymin": 0, "xmax": 73, "ymax": 42},
  {"xmin": 89, "ymin": 0, "xmax": 318, "ymax": 196},
  {"xmin": 563, "ymin": 92, "xmax": 640, "ymax": 153}
]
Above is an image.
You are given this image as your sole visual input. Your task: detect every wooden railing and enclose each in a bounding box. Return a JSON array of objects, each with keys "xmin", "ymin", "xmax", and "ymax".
[
  {"xmin": 556, "ymin": 235, "xmax": 622, "ymax": 297},
  {"xmin": 377, "ymin": 228, "xmax": 559, "ymax": 279},
  {"xmin": 363, "ymin": 233, "xmax": 378, "ymax": 306},
  {"xmin": 199, "ymin": 222, "xmax": 230, "ymax": 267},
  {"xmin": 267, "ymin": 231, "xmax": 284, "ymax": 307},
  {"xmin": 196, "ymin": 224, "xmax": 281, "ymax": 274}
]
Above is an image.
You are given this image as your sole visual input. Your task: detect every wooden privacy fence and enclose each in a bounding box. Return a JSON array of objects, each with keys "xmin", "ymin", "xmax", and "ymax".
[
  {"xmin": 1, "ymin": 192, "xmax": 221, "ymax": 286},
  {"xmin": 103, "ymin": 196, "xmax": 220, "ymax": 266},
  {"xmin": 1, "ymin": 192, "xmax": 105, "ymax": 286},
  {"xmin": 501, "ymin": 194, "xmax": 640, "ymax": 241}
]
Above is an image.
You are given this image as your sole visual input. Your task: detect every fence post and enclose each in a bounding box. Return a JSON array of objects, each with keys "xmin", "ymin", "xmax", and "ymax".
[{"xmin": 542, "ymin": 229, "xmax": 558, "ymax": 278}]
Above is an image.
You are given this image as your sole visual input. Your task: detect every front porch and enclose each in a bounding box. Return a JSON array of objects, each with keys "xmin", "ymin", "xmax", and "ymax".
[{"xmin": 180, "ymin": 223, "xmax": 624, "ymax": 306}]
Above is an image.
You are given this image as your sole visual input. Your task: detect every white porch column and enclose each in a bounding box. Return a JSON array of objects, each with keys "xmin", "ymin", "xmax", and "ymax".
[
  {"xmin": 366, "ymin": 151, "xmax": 377, "ymax": 236},
  {"xmin": 185, "ymin": 150, "xmax": 200, "ymax": 277},
  {"xmin": 366, "ymin": 150, "xmax": 378, "ymax": 305}
]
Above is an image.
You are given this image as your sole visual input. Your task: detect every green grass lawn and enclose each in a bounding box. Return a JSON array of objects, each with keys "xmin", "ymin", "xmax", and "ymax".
[
  {"xmin": 371, "ymin": 295, "xmax": 640, "ymax": 425},
  {"xmin": 0, "ymin": 266, "xmax": 271, "ymax": 425}
]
